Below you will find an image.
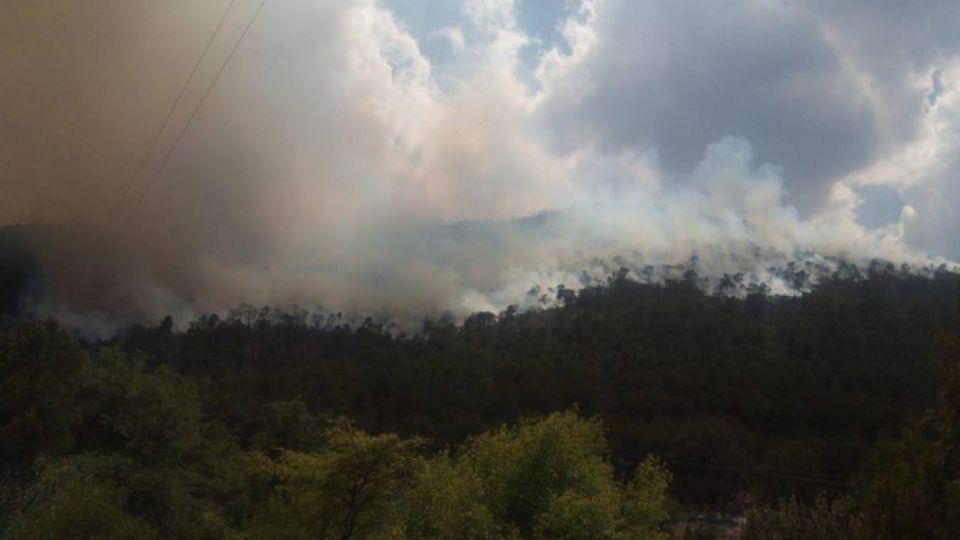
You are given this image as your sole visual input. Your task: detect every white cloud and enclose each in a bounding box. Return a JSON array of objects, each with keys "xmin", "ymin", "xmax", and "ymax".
[{"xmin": 1, "ymin": 0, "xmax": 957, "ymax": 324}]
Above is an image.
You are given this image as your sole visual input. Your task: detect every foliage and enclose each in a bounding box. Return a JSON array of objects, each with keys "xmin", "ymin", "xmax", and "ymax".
[
  {"xmin": 3, "ymin": 269, "xmax": 960, "ymax": 537},
  {"xmin": 622, "ymin": 457, "xmax": 674, "ymax": 539},
  {"xmin": 7, "ymin": 475, "xmax": 158, "ymax": 540},
  {"xmin": 855, "ymin": 332, "xmax": 960, "ymax": 538},
  {"xmin": 0, "ymin": 325, "xmax": 238, "ymax": 538},
  {"xmin": 741, "ymin": 494, "xmax": 863, "ymax": 539},
  {"xmin": 457, "ymin": 410, "xmax": 672, "ymax": 539},
  {"xmin": 236, "ymin": 422, "xmax": 422, "ymax": 539},
  {"xmin": 117, "ymin": 268, "xmax": 960, "ymax": 509},
  {"xmin": 0, "ymin": 324, "xmax": 673, "ymax": 539},
  {"xmin": 0, "ymin": 321, "xmax": 88, "ymax": 467},
  {"xmin": 464, "ymin": 410, "xmax": 615, "ymax": 534},
  {"xmin": 401, "ymin": 455, "xmax": 505, "ymax": 539},
  {"xmin": 231, "ymin": 411, "xmax": 674, "ymax": 539}
]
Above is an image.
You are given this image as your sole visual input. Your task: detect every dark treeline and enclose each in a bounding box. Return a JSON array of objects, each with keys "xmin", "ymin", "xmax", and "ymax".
[
  {"xmin": 126, "ymin": 266, "xmax": 958, "ymax": 499},
  {"xmin": 2, "ymin": 265, "xmax": 960, "ymax": 537}
]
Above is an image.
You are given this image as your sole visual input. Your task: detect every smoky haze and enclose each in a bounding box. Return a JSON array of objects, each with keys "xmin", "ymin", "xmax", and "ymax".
[{"xmin": 1, "ymin": 0, "xmax": 957, "ymax": 326}]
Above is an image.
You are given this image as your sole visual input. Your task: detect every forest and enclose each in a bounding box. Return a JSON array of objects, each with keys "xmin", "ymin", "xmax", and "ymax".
[{"xmin": 2, "ymin": 264, "xmax": 960, "ymax": 538}]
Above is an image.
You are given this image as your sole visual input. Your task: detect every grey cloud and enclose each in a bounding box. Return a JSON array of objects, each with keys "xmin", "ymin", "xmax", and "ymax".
[
  {"xmin": 0, "ymin": 0, "xmax": 953, "ymax": 327},
  {"xmin": 928, "ymin": 70, "xmax": 945, "ymax": 107},
  {"xmin": 538, "ymin": 0, "xmax": 959, "ymax": 214},
  {"xmin": 802, "ymin": 0, "xmax": 960, "ymax": 68},
  {"xmin": 903, "ymin": 157, "xmax": 960, "ymax": 259}
]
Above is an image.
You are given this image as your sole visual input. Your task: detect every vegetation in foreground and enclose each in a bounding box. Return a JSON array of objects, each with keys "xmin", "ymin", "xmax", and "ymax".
[
  {"xmin": 2, "ymin": 265, "xmax": 960, "ymax": 537},
  {"xmin": 0, "ymin": 331, "xmax": 670, "ymax": 539}
]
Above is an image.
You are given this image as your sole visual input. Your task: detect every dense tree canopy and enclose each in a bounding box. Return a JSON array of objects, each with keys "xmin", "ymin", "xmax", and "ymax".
[
  {"xmin": 2, "ymin": 265, "xmax": 960, "ymax": 537},
  {"xmin": 119, "ymin": 265, "xmax": 959, "ymax": 504}
]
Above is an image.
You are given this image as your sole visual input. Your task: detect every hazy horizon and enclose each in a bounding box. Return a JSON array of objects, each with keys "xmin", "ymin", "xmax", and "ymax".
[{"xmin": 2, "ymin": 0, "xmax": 958, "ymax": 324}]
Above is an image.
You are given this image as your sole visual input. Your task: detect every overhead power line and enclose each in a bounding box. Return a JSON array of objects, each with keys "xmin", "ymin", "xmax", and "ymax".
[
  {"xmin": 102, "ymin": 0, "xmax": 268, "ymax": 252},
  {"xmin": 95, "ymin": 0, "xmax": 239, "ymax": 254}
]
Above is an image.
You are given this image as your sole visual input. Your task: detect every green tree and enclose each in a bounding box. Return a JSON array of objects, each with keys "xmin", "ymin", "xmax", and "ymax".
[
  {"xmin": 401, "ymin": 457, "xmax": 506, "ymax": 539},
  {"xmin": 238, "ymin": 421, "xmax": 422, "ymax": 539},
  {"xmin": 4, "ymin": 455, "xmax": 159, "ymax": 540},
  {"xmin": 3, "ymin": 341, "xmax": 238, "ymax": 539},
  {"xmin": 462, "ymin": 410, "xmax": 672, "ymax": 539},
  {"xmin": 0, "ymin": 322, "xmax": 88, "ymax": 468},
  {"xmin": 621, "ymin": 457, "xmax": 674, "ymax": 539},
  {"xmin": 742, "ymin": 494, "xmax": 863, "ymax": 540},
  {"xmin": 858, "ymin": 332, "xmax": 960, "ymax": 539}
]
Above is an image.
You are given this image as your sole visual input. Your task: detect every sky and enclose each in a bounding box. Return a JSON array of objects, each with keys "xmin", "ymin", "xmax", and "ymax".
[{"xmin": 1, "ymin": 0, "xmax": 958, "ymax": 324}]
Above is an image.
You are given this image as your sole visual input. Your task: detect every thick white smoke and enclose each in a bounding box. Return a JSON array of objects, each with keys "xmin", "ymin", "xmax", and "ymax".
[{"xmin": 0, "ymin": 0, "xmax": 956, "ymax": 327}]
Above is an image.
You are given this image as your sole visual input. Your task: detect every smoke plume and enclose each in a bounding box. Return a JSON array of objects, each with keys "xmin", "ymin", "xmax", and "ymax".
[{"xmin": 1, "ymin": 0, "xmax": 957, "ymax": 327}]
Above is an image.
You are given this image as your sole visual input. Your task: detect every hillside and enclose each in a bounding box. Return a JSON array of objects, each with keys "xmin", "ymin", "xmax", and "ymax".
[{"xmin": 3, "ymin": 267, "xmax": 959, "ymax": 537}]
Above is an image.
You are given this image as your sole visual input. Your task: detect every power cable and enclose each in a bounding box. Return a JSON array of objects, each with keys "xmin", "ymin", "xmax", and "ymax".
[
  {"xmin": 94, "ymin": 0, "xmax": 239, "ymax": 253},
  {"xmin": 103, "ymin": 0, "xmax": 267, "ymax": 251}
]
